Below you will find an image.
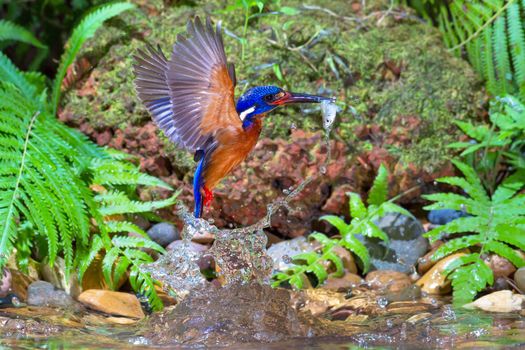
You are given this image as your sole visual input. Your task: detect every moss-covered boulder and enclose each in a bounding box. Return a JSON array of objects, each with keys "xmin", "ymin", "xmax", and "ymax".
[{"xmin": 60, "ymin": 0, "xmax": 483, "ymax": 234}]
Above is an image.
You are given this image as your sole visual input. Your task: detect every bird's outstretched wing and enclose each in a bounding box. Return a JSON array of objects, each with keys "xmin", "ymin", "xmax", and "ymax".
[{"xmin": 133, "ymin": 16, "xmax": 239, "ymax": 153}]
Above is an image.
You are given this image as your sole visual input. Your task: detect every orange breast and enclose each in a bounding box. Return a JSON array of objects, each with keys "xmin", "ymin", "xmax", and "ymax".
[{"xmin": 203, "ymin": 119, "xmax": 262, "ymax": 189}]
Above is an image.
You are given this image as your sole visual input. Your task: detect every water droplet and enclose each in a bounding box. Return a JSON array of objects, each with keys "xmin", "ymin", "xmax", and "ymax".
[
  {"xmin": 282, "ymin": 255, "xmax": 292, "ymax": 264},
  {"xmin": 377, "ymin": 296, "xmax": 389, "ymax": 308},
  {"xmin": 320, "ymin": 166, "xmax": 327, "ymax": 174},
  {"xmin": 283, "ymin": 189, "xmax": 290, "ymax": 195}
]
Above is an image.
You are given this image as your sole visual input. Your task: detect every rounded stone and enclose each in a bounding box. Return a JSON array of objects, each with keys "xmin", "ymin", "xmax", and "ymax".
[
  {"xmin": 365, "ymin": 270, "xmax": 412, "ymax": 293},
  {"xmin": 514, "ymin": 267, "xmax": 525, "ymax": 292},
  {"xmin": 147, "ymin": 222, "xmax": 180, "ymax": 247}
]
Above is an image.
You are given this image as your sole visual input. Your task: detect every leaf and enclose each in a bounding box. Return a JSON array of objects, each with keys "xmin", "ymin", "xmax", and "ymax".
[
  {"xmin": 341, "ymin": 235, "xmax": 370, "ymax": 272},
  {"xmin": 325, "ymin": 251, "xmax": 344, "ymax": 277},
  {"xmin": 0, "ymin": 20, "xmax": 47, "ymax": 49},
  {"xmin": 320, "ymin": 215, "xmax": 349, "ymax": 234},
  {"xmin": 51, "ymin": 2, "xmax": 136, "ymax": 114},
  {"xmin": 289, "ymin": 274, "xmax": 304, "ymax": 289},
  {"xmin": 368, "ymin": 164, "xmax": 388, "ymax": 206},
  {"xmin": 308, "ymin": 262, "xmax": 328, "ymax": 285},
  {"xmin": 347, "ymin": 192, "xmax": 367, "ymax": 219},
  {"xmin": 292, "ymin": 252, "xmax": 319, "ymax": 265},
  {"xmin": 362, "ymin": 222, "xmax": 389, "ymax": 242}
]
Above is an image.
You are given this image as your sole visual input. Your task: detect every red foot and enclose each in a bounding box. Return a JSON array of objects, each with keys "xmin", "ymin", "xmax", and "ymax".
[{"xmin": 203, "ymin": 186, "xmax": 213, "ymax": 207}]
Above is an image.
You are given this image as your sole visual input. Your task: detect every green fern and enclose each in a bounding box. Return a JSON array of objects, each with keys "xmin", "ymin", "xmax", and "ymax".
[
  {"xmin": 0, "ymin": 20, "xmax": 47, "ymax": 49},
  {"xmin": 273, "ymin": 165, "xmax": 411, "ymax": 289},
  {"xmin": 448, "ymin": 95, "xmax": 525, "ymax": 193},
  {"xmin": 423, "ymin": 160, "xmax": 525, "ymax": 305},
  {"xmin": 51, "ymin": 2, "xmax": 136, "ymax": 114},
  {"xmin": 408, "ymin": 0, "xmax": 525, "ymax": 98}
]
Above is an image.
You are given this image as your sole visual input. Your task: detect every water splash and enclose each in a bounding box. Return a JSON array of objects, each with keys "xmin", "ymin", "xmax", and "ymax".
[{"xmin": 143, "ymin": 107, "xmax": 339, "ymax": 300}]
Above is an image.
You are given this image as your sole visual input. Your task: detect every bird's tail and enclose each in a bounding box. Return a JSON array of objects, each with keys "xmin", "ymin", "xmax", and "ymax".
[{"xmin": 193, "ymin": 153, "xmax": 206, "ymax": 218}]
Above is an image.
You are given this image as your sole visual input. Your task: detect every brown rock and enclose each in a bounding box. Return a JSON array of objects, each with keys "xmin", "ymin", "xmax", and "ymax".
[
  {"xmin": 81, "ymin": 254, "xmax": 127, "ymax": 291},
  {"xmin": 8, "ymin": 269, "xmax": 36, "ymax": 302},
  {"xmin": 321, "ymin": 273, "xmax": 363, "ymax": 292},
  {"xmin": 78, "ymin": 290, "xmax": 145, "ymax": 318},
  {"xmin": 416, "ymin": 253, "xmax": 466, "ymax": 294},
  {"xmin": 417, "ymin": 240, "xmax": 443, "ymax": 275},
  {"xmin": 463, "ymin": 290, "xmax": 525, "ymax": 313},
  {"xmin": 484, "ymin": 254, "xmax": 516, "ymax": 278},
  {"xmin": 332, "ymin": 246, "xmax": 358, "ymax": 274},
  {"xmin": 365, "ymin": 270, "xmax": 412, "ymax": 293}
]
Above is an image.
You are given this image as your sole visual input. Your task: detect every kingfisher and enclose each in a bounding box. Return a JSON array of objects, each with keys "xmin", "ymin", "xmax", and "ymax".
[{"xmin": 134, "ymin": 17, "xmax": 331, "ymax": 218}]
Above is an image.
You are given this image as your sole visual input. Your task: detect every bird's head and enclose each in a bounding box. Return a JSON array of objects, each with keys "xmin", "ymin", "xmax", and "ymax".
[{"xmin": 236, "ymin": 85, "xmax": 331, "ymax": 129}]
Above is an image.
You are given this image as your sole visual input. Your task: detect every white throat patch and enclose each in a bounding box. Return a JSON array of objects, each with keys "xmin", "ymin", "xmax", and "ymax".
[{"xmin": 239, "ymin": 106, "xmax": 256, "ymax": 121}]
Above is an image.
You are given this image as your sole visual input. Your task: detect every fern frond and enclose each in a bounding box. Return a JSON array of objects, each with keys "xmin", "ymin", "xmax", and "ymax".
[
  {"xmin": 0, "ymin": 52, "xmax": 37, "ymax": 97},
  {"xmin": 0, "ymin": 20, "xmax": 47, "ymax": 49},
  {"xmin": 96, "ymin": 190, "xmax": 179, "ymax": 216},
  {"xmin": 51, "ymin": 2, "xmax": 135, "ymax": 114}
]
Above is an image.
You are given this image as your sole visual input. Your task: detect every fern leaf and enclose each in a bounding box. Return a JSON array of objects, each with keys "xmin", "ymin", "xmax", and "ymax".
[
  {"xmin": 111, "ymin": 235, "xmax": 165, "ymax": 253},
  {"xmin": 362, "ymin": 222, "xmax": 389, "ymax": 242},
  {"xmin": 484, "ymin": 240, "xmax": 525, "ymax": 267},
  {"xmin": 341, "ymin": 235, "xmax": 370, "ymax": 272},
  {"xmin": 289, "ymin": 274, "xmax": 304, "ymax": 289},
  {"xmin": 0, "ymin": 20, "xmax": 47, "ymax": 49},
  {"xmin": 492, "ymin": 170, "xmax": 525, "ymax": 202},
  {"xmin": 320, "ymin": 215, "xmax": 349, "ymax": 234},
  {"xmin": 493, "ymin": 14, "xmax": 512, "ymax": 94},
  {"xmin": 507, "ymin": 2, "xmax": 525, "ymax": 88},
  {"xmin": 0, "ymin": 53, "xmax": 37, "ymax": 97},
  {"xmin": 51, "ymin": 2, "xmax": 136, "ymax": 114},
  {"xmin": 325, "ymin": 251, "xmax": 344, "ymax": 277},
  {"xmin": 432, "ymin": 235, "xmax": 483, "ymax": 261},
  {"xmin": 96, "ymin": 191, "xmax": 178, "ymax": 216},
  {"xmin": 308, "ymin": 262, "xmax": 328, "ymax": 284},
  {"xmin": 105, "ymin": 220, "xmax": 148, "ymax": 237},
  {"xmin": 348, "ymin": 192, "xmax": 367, "ymax": 219},
  {"xmin": 446, "ymin": 254, "xmax": 493, "ymax": 305},
  {"xmin": 367, "ymin": 164, "xmax": 388, "ymax": 206}
]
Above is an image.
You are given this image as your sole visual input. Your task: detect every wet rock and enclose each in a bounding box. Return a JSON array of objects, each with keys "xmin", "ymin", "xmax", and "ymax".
[
  {"xmin": 27, "ymin": 281, "xmax": 79, "ymax": 310},
  {"xmin": 147, "ymin": 222, "xmax": 180, "ymax": 247},
  {"xmin": 361, "ymin": 213, "xmax": 428, "ymax": 273},
  {"xmin": 416, "ymin": 253, "xmax": 466, "ymax": 294},
  {"xmin": 142, "ymin": 283, "xmax": 319, "ymax": 346},
  {"xmin": 484, "ymin": 254, "xmax": 516, "ymax": 278},
  {"xmin": 365, "ymin": 270, "xmax": 412, "ymax": 293},
  {"xmin": 333, "ymin": 246, "xmax": 358, "ymax": 274},
  {"xmin": 417, "ymin": 240, "xmax": 443, "ymax": 275},
  {"xmin": 384, "ymin": 284, "xmax": 422, "ymax": 303},
  {"xmin": 0, "ymin": 269, "xmax": 11, "ymax": 298},
  {"xmin": 321, "ymin": 273, "xmax": 363, "ymax": 292},
  {"xmin": 78, "ymin": 290, "xmax": 145, "ymax": 319},
  {"xmin": 463, "ymin": 290, "xmax": 525, "ymax": 313},
  {"xmin": 513, "ymin": 267, "xmax": 525, "ymax": 292},
  {"xmin": 428, "ymin": 209, "xmax": 469, "ymax": 225},
  {"xmin": 267, "ymin": 236, "xmax": 316, "ymax": 272},
  {"xmin": 40, "ymin": 257, "xmax": 82, "ymax": 298},
  {"xmin": 406, "ymin": 312, "xmax": 432, "ymax": 325},
  {"xmin": 166, "ymin": 240, "xmax": 212, "ymax": 270},
  {"xmin": 294, "ymin": 288, "xmax": 347, "ymax": 316}
]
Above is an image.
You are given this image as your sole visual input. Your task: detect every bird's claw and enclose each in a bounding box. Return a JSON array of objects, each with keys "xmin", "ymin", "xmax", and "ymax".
[{"xmin": 203, "ymin": 186, "xmax": 213, "ymax": 207}]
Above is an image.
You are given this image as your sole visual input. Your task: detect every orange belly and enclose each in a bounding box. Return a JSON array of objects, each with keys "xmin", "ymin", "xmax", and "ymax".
[{"xmin": 203, "ymin": 120, "xmax": 262, "ymax": 189}]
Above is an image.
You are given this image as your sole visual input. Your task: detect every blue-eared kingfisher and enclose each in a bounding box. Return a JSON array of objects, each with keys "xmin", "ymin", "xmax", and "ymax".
[{"xmin": 133, "ymin": 17, "xmax": 331, "ymax": 218}]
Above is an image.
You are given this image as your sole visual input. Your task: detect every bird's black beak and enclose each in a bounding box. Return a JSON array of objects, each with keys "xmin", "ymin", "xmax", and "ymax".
[{"xmin": 270, "ymin": 91, "xmax": 333, "ymax": 105}]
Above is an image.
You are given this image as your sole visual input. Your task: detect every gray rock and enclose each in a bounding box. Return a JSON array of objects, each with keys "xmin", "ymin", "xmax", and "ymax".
[
  {"xmin": 27, "ymin": 281, "xmax": 80, "ymax": 310},
  {"xmin": 147, "ymin": 222, "xmax": 180, "ymax": 247},
  {"xmin": 514, "ymin": 267, "xmax": 525, "ymax": 292},
  {"xmin": 267, "ymin": 236, "xmax": 316, "ymax": 272},
  {"xmin": 359, "ymin": 212, "xmax": 428, "ymax": 273}
]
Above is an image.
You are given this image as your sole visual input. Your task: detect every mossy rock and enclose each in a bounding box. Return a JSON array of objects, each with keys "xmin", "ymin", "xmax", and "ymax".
[{"xmin": 62, "ymin": 0, "xmax": 483, "ymax": 173}]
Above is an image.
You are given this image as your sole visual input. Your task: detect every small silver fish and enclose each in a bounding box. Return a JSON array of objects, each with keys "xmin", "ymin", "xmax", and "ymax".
[{"xmin": 320, "ymin": 99, "xmax": 338, "ymax": 132}]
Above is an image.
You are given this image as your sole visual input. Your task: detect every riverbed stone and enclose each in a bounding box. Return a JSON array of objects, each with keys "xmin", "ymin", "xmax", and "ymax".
[
  {"xmin": 514, "ymin": 267, "xmax": 525, "ymax": 292},
  {"xmin": 359, "ymin": 213, "xmax": 428, "ymax": 273},
  {"xmin": 78, "ymin": 290, "xmax": 144, "ymax": 319},
  {"xmin": 484, "ymin": 254, "xmax": 516, "ymax": 278},
  {"xmin": 27, "ymin": 281, "xmax": 79, "ymax": 309},
  {"xmin": 365, "ymin": 270, "xmax": 412, "ymax": 293},
  {"xmin": 463, "ymin": 290, "xmax": 525, "ymax": 313},
  {"xmin": 321, "ymin": 272, "xmax": 363, "ymax": 292},
  {"xmin": 416, "ymin": 253, "xmax": 466, "ymax": 294},
  {"xmin": 147, "ymin": 222, "xmax": 180, "ymax": 247}
]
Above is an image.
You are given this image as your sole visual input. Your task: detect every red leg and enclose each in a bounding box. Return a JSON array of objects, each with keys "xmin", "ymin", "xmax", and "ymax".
[{"xmin": 203, "ymin": 186, "xmax": 214, "ymax": 207}]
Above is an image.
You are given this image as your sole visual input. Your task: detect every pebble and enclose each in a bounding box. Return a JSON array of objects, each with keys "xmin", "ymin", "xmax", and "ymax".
[
  {"xmin": 361, "ymin": 212, "xmax": 428, "ymax": 273},
  {"xmin": 406, "ymin": 312, "xmax": 432, "ymax": 325},
  {"xmin": 514, "ymin": 267, "xmax": 525, "ymax": 292},
  {"xmin": 365, "ymin": 270, "xmax": 412, "ymax": 293},
  {"xmin": 321, "ymin": 272, "xmax": 363, "ymax": 292},
  {"xmin": 147, "ymin": 222, "xmax": 180, "ymax": 247},
  {"xmin": 463, "ymin": 290, "xmax": 525, "ymax": 313},
  {"xmin": 417, "ymin": 241, "xmax": 443, "ymax": 275},
  {"xmin": 415, "ymin": 253, "xmax": 466, "ymax": 294},
  {"xmin": 0, "ymin": 269, "xmax": 11, "ymax": 298},
  {"xmin": 78, "ymin": 289, "xmax": 145, "ymax": 319},
  {"xmin": 27, "ymin": 281, "xmax": 79, "ymax": 310},
  {"xmin": 484, "ymin": 254, "xmax": 516, "ymax": 278}
]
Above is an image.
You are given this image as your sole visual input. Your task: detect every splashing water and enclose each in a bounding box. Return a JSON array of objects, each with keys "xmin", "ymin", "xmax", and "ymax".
[{"xmin": 143, "ymin": 105, "xmax": 340, "ymax": 300}]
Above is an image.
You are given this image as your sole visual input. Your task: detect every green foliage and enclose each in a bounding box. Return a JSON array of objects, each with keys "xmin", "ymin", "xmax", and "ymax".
[
  {"xmin": 406, "ymin": 0, "xmax": 525, "ymax": 98},
  {"xmin": 448, "ymin": 95, "xmax": 525, "ymax": 195},
  {"xmin": 423, "ymin": 160, "xmax": 525, "ymax": 305},
  {"xmin": 273, "ymin": 165, "xmax": 411, "ymax": 289},
  {"xmin": 0, "ymin": 1, "xmax": 172, "ymax": 310},
  {"xmin": 51, "ymin": 2, "xmax": 136, "ymax": 114},
  {"xmin": 0, "ymin": 20, "xmax": 48, "ymax": 49}
]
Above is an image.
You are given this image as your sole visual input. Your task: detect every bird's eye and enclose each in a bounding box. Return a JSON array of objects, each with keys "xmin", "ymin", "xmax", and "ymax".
[{"xmin": 265, "ymin": 91, "xmax": 285, "ymax": 102}]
